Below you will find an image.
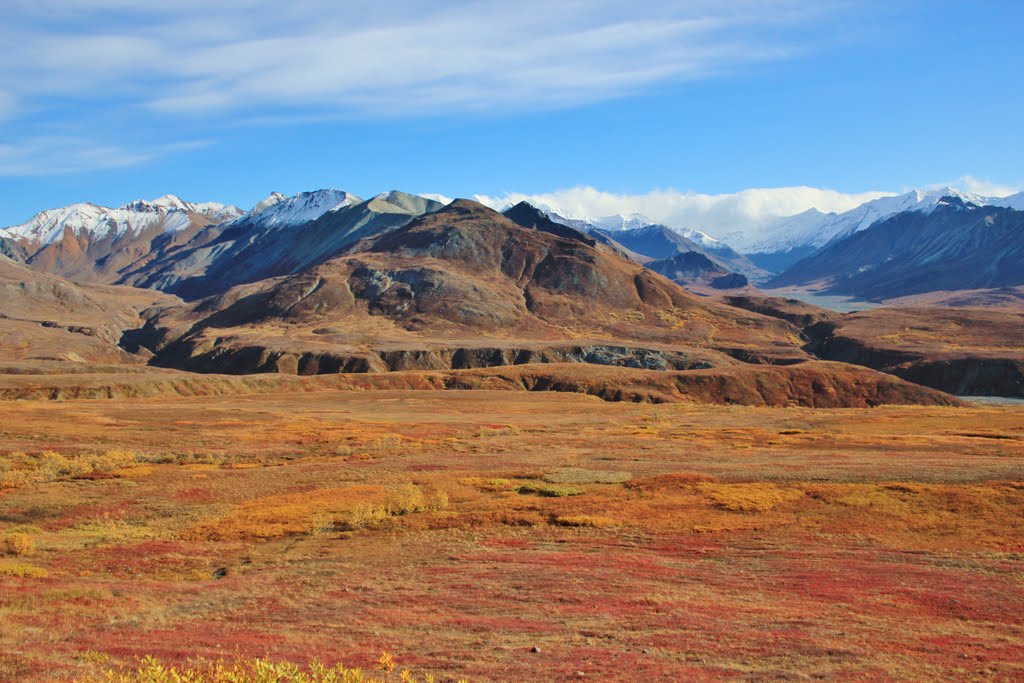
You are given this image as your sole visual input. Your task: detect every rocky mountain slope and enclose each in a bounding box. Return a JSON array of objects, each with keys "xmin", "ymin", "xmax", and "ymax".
[
  {"xmin": 0, "ymin": 256, "xmax": 179, "ymax": 366},
  {"xmin": 124, "ymin": 190, "xmax": 443, "ymax": 298}
]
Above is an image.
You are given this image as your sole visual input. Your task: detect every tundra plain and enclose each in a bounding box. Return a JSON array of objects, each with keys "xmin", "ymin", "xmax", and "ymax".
[{"xmin": 1, "ymin": 390, "xmax": 1022, "ymax": 681}]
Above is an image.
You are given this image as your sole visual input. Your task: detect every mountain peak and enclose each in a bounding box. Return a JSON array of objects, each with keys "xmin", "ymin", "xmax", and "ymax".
[
  {"xmin": 443, "ymin": 198, "xmax": 498, "ymax": 214},
  {"xmin": 593, "ymin": 212, "xmax": 655, "ymax": 231},
  {"xmin": 241, "ymin": 189, "xmax": 360, "ymax": 229},
  {"xmin": 370, "ymin": 191, "xmax": 444, "ymax": 215},
  {"xmin": 152, "ymin": 194, "xmax": 190, "ymax": 211},
  {"xmin": 251, "ymin": 192, "xmax": 288, "ymax": 215}
]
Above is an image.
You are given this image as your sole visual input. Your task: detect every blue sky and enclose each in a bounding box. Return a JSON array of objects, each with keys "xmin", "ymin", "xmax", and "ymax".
[{"xmin": 1, "ymin": 0, "xmax": 1022, "ymax": 226}]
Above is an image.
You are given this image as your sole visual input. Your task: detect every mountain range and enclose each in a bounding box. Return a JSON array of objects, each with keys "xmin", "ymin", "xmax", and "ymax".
[
  {"xmin": 5, "ymin": 184, "xmax": 1024, "ymax": 301},
  {"xmin": 1, "ymin": 184, "xmax": 1021, "ymax": 401},
  {"xmin": 735, "ymin": 187, "xmax": 1024, "ymax": 272}
]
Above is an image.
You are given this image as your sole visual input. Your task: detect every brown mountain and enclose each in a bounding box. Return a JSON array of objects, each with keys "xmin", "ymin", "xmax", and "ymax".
[
  {"xmin": 0, "ymin": 256, "xmax": 180, "ymax": 367},
  {"xmin": 140, "ymin": 199, "xmax": 810, "ymax": 374}
]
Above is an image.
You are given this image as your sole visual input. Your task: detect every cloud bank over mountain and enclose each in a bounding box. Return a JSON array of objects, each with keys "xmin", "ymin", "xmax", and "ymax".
[
  {"xmin": 470, "ymin": 176, "xmax": 1021, "ymax": 239},
  {"xmin": 471, "ymin": 185, "xmax": 895, "ymax": 232}
]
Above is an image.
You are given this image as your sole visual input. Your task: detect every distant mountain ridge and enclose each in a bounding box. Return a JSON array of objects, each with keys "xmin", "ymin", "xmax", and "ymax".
[
  {"xmin": 2, "ymin": 189, "xmax": 1018, "ymax": 403},
  {"xmin": 730, "ymin": 187, "xmax": 1024, "ymax": 271},
  {"xmin": 770, "ymin": 196, "xmax": 1024, "ymax": 300},
  {"xmin": 0, "ymin": 189, "xmax": 445, "ymax": 299},
  {"xmin": 476, "ymin": 186, "xmax": 1024, "ymax": 275},
  {"xmin": 646, "ymin": 252, "xmax": 749, "ymax": 290}
]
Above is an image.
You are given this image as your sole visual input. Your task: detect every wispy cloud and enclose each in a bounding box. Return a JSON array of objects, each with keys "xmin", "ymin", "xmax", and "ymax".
[
  {"xmin": 3, "ymin": 1, "xmax": 840, "ymax": 118},
  {"xmin": 0, "ymin": 137, "xmax": 208, "ymax": 176}
]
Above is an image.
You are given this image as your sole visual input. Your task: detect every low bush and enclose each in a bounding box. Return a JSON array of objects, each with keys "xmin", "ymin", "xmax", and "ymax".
[
  {"xmin": 0, "ymin": 561, "xmax": 48, "ymax": 578},
  {"xmin": 551, "ymin": 514, "xmax": 617, "ymax": 528},
  {"xmin": 2, "ymin": 532, "xmax": 34, "ymax": 556},
  {"xmin": 81, "ymin": 653, "xmax": 459, "ymax": 683},
  {"xmin": 518, "ymin": 482, "xmax": 584, "ymax": 497},
  {"xmin": 190, "ymin": 484, "xmax": 450, "ymax": 540},
  {"xmin": 0, "ymin": 449, "xmax": 139, "ymax": 488},
  {"xmin": 543, "ymin": 468, "xmax": 631, "ymax": 485},
  {"xmin": 696, "ymin": 482, "xmax": 804, "ymax": 513}
]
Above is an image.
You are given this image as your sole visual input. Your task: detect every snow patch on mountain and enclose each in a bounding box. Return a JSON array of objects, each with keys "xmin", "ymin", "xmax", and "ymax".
[
  {"xmin": 592, "ymin": 212, "xmax": 656, "ymax": 231},
  {"xmin": 676, "ymin": 227, "xmax": 721, "ymax": 248},
  {"xmin": 3, "ymin": 203, "xmax": 111, "ymax": 244},
  {"xmin": 251, "ymin": 192, "xmax": 288, "ymax": 215},
  {"xmin": 2, "ymin": 195, "xmax": 244, "ymax": 246},
  {"xmin": 147, "ymin": 195, "xmax": 244, "ymax": 222},
  {"xmin": 728, "ymin": 187, "xmax": 1004, "ymax": 254},
  {"xmin": 236, "ymin": 189, "xmax": 360, "ymax": 229}
]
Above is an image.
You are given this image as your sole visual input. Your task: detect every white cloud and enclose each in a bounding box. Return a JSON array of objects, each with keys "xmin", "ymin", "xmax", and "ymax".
[
  {"xmin": 473, "ymin": 185, "xmax": 894, "ymax": 234},
  {"xmin": 2, "ymin": 1, "xmax": 839, "ymax": 117},
  {"xmin": 0, "ymin": 137, "xmax": 207, "ymax": 176},
  {"xmin": 418, "ymin": 193, "xmax": 454, "ymax": 206}
]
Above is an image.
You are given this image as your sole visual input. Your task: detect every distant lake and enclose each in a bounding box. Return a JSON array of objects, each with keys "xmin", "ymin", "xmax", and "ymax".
[
  {"xmin": 960, "ymin": 396, "xmax": 1024, "ymax": 406},
  {"xmin": 759, "ymin": 288, "xmax": 882, "ymax": 313}
]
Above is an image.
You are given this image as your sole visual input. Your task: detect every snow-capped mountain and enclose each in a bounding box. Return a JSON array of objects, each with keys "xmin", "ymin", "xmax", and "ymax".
[
  {"xmin": 232, "ymin": 189, "xmax": 359, "ymax": 230},
  {"xmin": 592, "ymin": 212, "xmax": 657, "ymax": 231},
  {"xmin": 728, "ymin": 187, "xmax": 1003, "ymax": 256},
  {"xmin": 3, "ymin": 203, "xmax": 112, "ymax": 245},
  {"xmin": 3, "ymin": 195, "xmax": 243, "ymax": 247},
  {"xmin": 545, "ymin": 209, "xmax": 725, "ymax": 251},
  {"xmin": 129, "ymin": 190, "xmax": 443, "ymax": 298},
  {"xmin": 770, "ymin": 196, "xmax": 1024, "ymax": 299},
  {"xmin": 1, "ymin": 195, "xmax": 244, "ymax": 283}
]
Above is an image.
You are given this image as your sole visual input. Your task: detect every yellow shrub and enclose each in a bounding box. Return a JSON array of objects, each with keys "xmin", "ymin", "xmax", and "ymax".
[
  {"xmin": 79, "ymin": 653, "xmax": 452, "ymax": 682},
  {"xmin": 0, "ymin": 561, "xmax": 48, "ymax": 578},
  {"xmin": 2, "ymin": 532, "xmax": 34, "ymax": 556},
  {"xmin": 0, "ymin": 449, "xmax": 140, "ymax": 488},
  {"xmin": 189, "ymin": 484, "xmax": 449, "ymax": 540},
  {"xmin": 696, "ymin": 482, "xmax": 804, "ymax": 513}
]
